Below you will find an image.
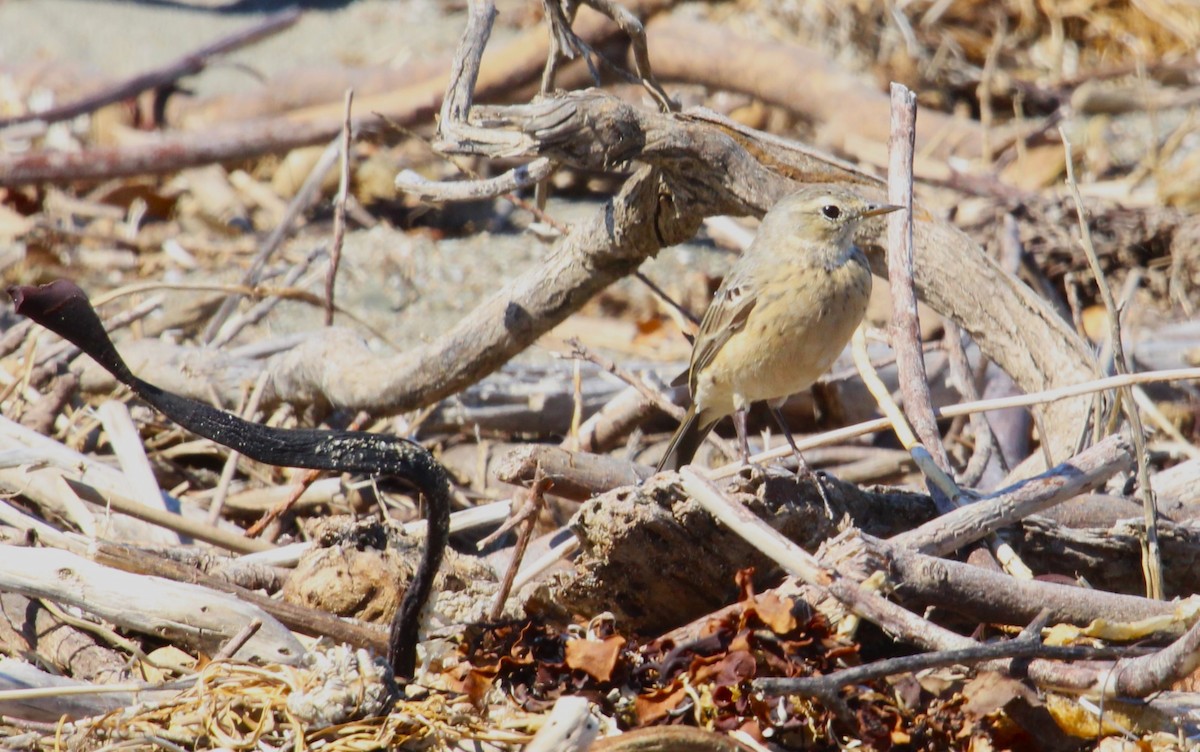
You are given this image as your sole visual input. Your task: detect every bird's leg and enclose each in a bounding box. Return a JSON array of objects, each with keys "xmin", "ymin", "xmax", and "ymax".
[
  {"xmin": 733, "ymin": 408, "xmax": 752, "ymax": 465},
  {"xmin": 767, "ymin": 404, "xmax": 834, "ymax": 517},
  {"xmin": 731, "ymin": 408, "xmax": 769, "ymax": 483}
]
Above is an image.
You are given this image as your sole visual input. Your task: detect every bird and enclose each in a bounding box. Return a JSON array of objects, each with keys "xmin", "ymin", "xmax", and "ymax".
[{"xmin": 656, "ymin": 185, "xmax": 901, "ymax": 473}]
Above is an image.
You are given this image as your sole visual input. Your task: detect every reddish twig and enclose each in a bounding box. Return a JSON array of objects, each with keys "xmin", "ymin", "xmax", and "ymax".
[
  {"xmin": 245, "ymin": 411, "xmax": 372, "ymax": 539},
  {"xmin": 488, "ymin": 467, "xmax": 551, "ymax": 621}
]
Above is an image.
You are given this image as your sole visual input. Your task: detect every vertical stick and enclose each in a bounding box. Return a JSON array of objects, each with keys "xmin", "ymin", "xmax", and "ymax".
[
  {"xmin": 1059, "ymin": 128, "xmax": 1163, "ymax": 599},
  {"xmin": 886, "ymin": 83, "xmax": 953, "ymax": 512},
  {"xmin": 325, "ymin": 89, "xmax": 354, "ymax": 327}
]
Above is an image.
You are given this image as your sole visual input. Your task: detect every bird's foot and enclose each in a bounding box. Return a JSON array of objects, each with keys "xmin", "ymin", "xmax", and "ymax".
[
  {"xmin": 791, "ymin": 456, "xmax": 835, "ymax": 518},
  {"xmin": 736, "ymin": 458, "xmax": 769, "ymax": 483}
]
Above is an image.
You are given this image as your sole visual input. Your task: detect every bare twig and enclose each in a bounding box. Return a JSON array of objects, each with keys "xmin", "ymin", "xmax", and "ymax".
[
  {"xmin": 206, "ymin": 370, "xmax": 272, "ymax": 526},
  {"xmin": 634, "ymin": 270, "xmax": 699, "ymax": 328},
  {"xmin": 212, "ymin": 619, "xmax": 264, "ymax": 662},
  {"xmin": 325, "ymin": 89, "xmax": 355, "ymax": 327},
  {"xmin": 90, "ymin": 542, "xmax": 387, "ymax": 654},
  {"xmin": 488, "ymin": 467, "xmax": 551, "ymax": 620},
  {"xmin": 0, "ymin": 115, "xmax": 349, "ymax": 187},
  {"xmin": 886, "ymin": 84, "xmax": 953, "ymax": 496},
  {"xmin": 715, "ymin": 366, "xmax": 1200, "ymax": 479},
  {"xmin": 1060, "ymin": 127, "xmax": 1162, "ymax": 600},
  {"xmin": 0, "ymin": 9, "xmax": 301, "ymax": 129},
  {"xmin": 548, "ymin": 0, "xmax": 676, "ymax": 112},
  {"xmin": 564, "ymin": 338, "xmax": 682, "ymax": 421},
  {"xmin": 564, "ymin": 337, "xmax": 737, "ymax": 463},
  {"xmin": 850, "ymin": 327, "xmax": 961, "ymax": 504},
  {"xmin": 511, "ymin": 533, "xmax": 580, "ymax": 593},
  {"xmin": 888, "ymin": 434, "xmax": 1133, "ymax": 555},
  {"xmin": 204, "ymin": 138, "xmax": 341, "ymax": 344},
  {"xmin": 757, "ymin": 638, "xmax": 1133, "ymax": 697},
  {"xmin": 942, "ymin": 322, "xmax": 1003, "ymax": 486},
  {"xmin": 64, "ymin": 479, "xmax": 272, "ymax": 555},
  {"xmin": 394, "ymin": 158, "xmax": 556, "ymax": 201}
]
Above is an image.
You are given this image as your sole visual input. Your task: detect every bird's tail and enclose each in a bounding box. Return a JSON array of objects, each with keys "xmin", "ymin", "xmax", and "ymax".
[{"xmin": 656, "ymin": 405, "xmax": 717, "ymax": 471}]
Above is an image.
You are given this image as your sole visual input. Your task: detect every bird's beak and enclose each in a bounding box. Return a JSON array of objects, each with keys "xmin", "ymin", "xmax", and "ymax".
[{"xmin": 859, "ymin": 203, "xmax": 904, "ymax": 218}]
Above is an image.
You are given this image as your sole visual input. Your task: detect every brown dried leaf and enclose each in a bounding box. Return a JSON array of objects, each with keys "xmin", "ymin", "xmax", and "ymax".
[
  {"xmin": 746, "ymin": 592, "xmax": 797, "ymax": 635},
  {"xmin": 564, "ymin": 634, "xmax": 626, "ymax": 683},
  {"xmin": 633, "ymin": 682, "xmax": 688, "ymax": 726},
  {"xmin": 961, "ymin": 671, "xmax": 1036, "ymax": 718}
]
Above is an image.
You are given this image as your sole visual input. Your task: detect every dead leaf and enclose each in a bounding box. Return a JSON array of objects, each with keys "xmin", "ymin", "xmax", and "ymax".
[
  {"xmin": 962, "ymin": 671, "xmax": 1035, "ymax": 718},
  {"xmin": 564, "ymin": 634, "xmax": 626, "ymax": 682},
  {"xmin": 747, "ymin": 592, "xmax": 797, "ymax": 634},
  {"xmin": 633, "ymin": 682, "xmax": 688, "ymax": 726}
]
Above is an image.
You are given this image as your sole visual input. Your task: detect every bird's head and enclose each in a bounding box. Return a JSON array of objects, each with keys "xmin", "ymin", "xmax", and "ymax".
[{"xmin": 761, "ymin": 186, "xmax": 903, "ymax": 251}]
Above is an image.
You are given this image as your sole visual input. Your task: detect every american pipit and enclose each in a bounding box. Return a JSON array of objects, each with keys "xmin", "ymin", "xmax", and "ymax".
[{"xmin": 657, "ymin": 185, "xmax": 901, "ymax": 472}]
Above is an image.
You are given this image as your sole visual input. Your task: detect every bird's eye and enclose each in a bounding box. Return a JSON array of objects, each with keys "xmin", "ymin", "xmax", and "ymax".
[{"xmin": 821, "ymin": 205, "xmax": 841, "ymax": 220}]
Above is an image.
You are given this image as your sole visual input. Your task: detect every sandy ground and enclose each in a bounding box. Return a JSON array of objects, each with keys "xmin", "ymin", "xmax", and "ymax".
[{"xmin": 0, "ymin": 0, "xmax": 463, "ymax": 99}]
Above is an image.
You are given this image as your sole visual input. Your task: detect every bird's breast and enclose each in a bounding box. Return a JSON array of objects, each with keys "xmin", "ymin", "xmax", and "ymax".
[{"xmin": 698, "ymin": 254, "xmax": 872, "ymax": 411}]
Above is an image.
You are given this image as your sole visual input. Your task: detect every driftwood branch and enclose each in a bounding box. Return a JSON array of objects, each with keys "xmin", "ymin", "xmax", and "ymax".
[
  {"xmin": 0, "ymin": 546, "xmax": 304, "ymax": 665},
  {"xmin": 890, "ymin": 433, "xmax": 1134, "ymax": 555},
  {"xmin": 267, "ymin": 165, "xmax": 700, "ymax": 410},
  {"xmin": 90, "ymin": 542, "xmax": 388, "ymax": 654}
]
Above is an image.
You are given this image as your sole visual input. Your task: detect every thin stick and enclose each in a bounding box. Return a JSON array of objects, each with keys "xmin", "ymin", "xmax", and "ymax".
[
  {"xmin": 325, "ymin": 89, "xmax": 354, "ymax": 327},
  {"xmin": 888, "ymin": 433, "xmax": 1131, "ymax": 556},
  {"xmin": 488, "ymin": 468, "xmax": 550, "ymax": 620},
  {"xmin": 850, "ymin": 327, "xmax": 960, "ymax": 503},
  {"xmin": 943, "ymin": 321, "xmax": 1002, "ymax": 485},
  {"xmin": 1059, "ymin": 127, "xmax": 1162, "ymax": 600},
  {"xmin": 395, "ymin": 158, "xmax": 555, "ymax": 202},
  {"xmin": 564, "ymin": 337, "xmax": 738, "ymax": 462},
  {"xmin": 634, "ymin": 271, "xmax": 700, "ymax": 328},
  {"xmin": 206, "ymin": 370, "xmax": 271, "ymax": 526},
  {"xmin": 564, "ymin": 338, "xmax": 683, "ymax": 421},
  {"xmin": 203, "ymin": 137, "xmax": 341, "ymax": 344},
  {"xmin": 853, "ymin": 323, "xmax": 1034, "ymax": 579},
  {"xmin": 63, "ymin": 478, "xmax": 273, "ymax": 554},
  {"xmin": 886, "ymin": 83, "xmax": 954, "ymax": 497},
  {"xmin": 212, "ymin": 619, "xmax": 263, "ymax": 662},
  {"xmin": 512, "ymin": 534, "xmax": 579, "ymax": 592},
  {"xmin": 245, "ymin": 411, "xmax": 371, "ymax": 538},
  {"xmin": 0, "ymin": 9, "xmax": 302, "ymax": 129},
  {"xmin": 757, "ymin": 639, "xmax": 1133, "ymax": 697},
  {"xmin": 711, "ymin": 366, "xmax": 1200, "ymax": 478}
]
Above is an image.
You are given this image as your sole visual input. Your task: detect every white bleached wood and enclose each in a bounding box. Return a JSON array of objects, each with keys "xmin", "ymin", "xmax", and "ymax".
[
  {"xmin": 96, "ymin": 400, "xmax": 182, "ymax": 546},
  {"xmin": 0, "ymin": 545, "xmax": 304, "ymax": 665}
]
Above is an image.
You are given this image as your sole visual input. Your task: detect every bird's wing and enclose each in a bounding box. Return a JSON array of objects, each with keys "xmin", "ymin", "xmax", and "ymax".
[{"xmin": 680, "ymin": 273, "xmax": 757, "ymax": 391}]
